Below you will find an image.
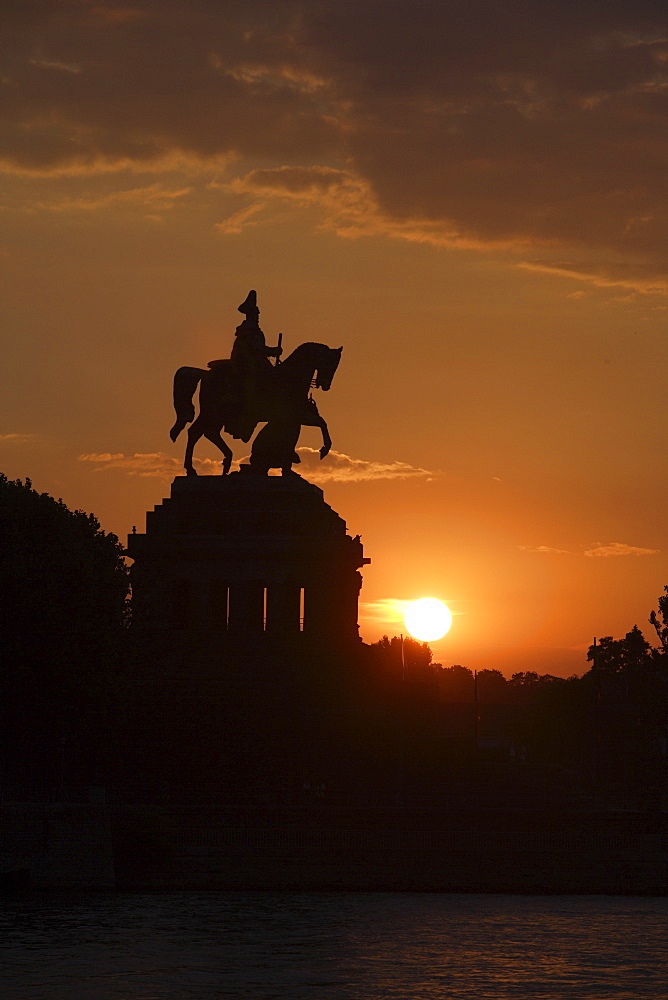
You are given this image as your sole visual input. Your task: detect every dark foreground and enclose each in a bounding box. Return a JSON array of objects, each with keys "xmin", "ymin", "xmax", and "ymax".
[{"xmin": 1, "ymin": 804, "xmax": 666, "ymax": 895}]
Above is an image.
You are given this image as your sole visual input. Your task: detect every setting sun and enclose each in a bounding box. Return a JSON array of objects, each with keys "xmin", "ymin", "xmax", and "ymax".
[{"xmin": 404, "ymin": 598, "xmax": 452, "ymax": 642}]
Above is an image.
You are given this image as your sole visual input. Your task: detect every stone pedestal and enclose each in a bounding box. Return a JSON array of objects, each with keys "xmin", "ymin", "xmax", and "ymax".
[
  {"xmin": 127, "ymin": 473, "xmax": 369, "ymax": 648},
  {"xmin": 125, "ymin": 474, "xmax": 370, "ymax": 803}
]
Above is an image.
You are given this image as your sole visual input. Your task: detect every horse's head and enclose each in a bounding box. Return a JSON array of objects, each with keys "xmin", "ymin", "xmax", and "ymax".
[
  {"xmin": 277, "ymin": 342, "xmax": 342, "ymax": 394},
  {"xmin": 314, "ymin": 345, "xmax": 342, "ymax": 391}
]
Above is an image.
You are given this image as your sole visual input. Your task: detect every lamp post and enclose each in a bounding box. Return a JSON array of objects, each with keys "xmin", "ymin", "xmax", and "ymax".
[
  {"xmin": 474, "ymin": 669, "xmax": 479, "ymax": 749},
  {"xmin": 399, "ymin": 633, "xmax": 406, "ymax": 806}
]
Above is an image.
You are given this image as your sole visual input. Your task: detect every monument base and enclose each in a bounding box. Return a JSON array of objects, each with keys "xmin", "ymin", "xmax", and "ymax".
[{"xmin": 127, "ymin": 473, "xmax": 369, "ymax": 644}]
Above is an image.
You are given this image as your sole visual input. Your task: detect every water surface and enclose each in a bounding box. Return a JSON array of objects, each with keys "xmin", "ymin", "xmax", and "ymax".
[{"xmin": 1, "ymin": 891, "xmax": 666, "ymax": 999}]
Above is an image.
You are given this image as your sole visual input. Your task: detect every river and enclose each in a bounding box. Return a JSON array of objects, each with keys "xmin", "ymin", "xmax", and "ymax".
[{"xmin": 2, "ymin": 891, "xmax": 667, "ymax": 999}]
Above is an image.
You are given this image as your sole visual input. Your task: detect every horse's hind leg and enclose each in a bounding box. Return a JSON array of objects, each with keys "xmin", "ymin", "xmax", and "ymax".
[
  {"xmin": 185, "ymin": 418, "xmax": 204, "ymax": 476},
  {"xmin": 203, "ymin": 427, "xmax": 233, "ymax": 476}
]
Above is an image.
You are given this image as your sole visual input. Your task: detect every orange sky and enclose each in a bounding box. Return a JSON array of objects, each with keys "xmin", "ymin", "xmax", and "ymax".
[{"xmin": 2, "ymin": 1, "xmax": 667, "ymax": 676}]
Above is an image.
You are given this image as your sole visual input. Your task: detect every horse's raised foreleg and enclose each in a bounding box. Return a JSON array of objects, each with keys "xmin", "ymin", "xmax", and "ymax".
[
  {"xmin": 315, "ymin": 415, "xmax": 331, "ymax": 459},
  {"xmin": 203, "ymin": 427, "xmax": 234, "ymax": 476},
  {"xmin": 185, "ymin": 417, "xmax": 205, "ymax": 476}
]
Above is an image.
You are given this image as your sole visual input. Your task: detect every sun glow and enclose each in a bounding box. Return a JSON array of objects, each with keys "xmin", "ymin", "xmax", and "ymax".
[{"xmin": 404, "ymin": 597, "xmax": 452, "ymax": 642}]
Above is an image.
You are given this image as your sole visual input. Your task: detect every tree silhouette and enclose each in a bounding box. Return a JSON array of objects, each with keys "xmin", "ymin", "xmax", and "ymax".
[
  {"xmin": 0, "ymin": 475, "xmax": 129, "ymax": 796},
  {"xmin": 649, "ymin": 586, "xmax": 668, "ymax": 653},
  {"xmin": 435, "ymin": 664, "xmax": 474, "ymax": 702},
  {"xmin": 587, "ymin": 625, "xmax": 650, "ymax": 676},
  {"xmin": 584, "ymin": 615, "xmax": 666, "ymax": 809},
  {"xmin": 370, "ymin": 634, "xmax": 433, "ymax": 671},
  {"xmin": 476, "ymin": 668, "xmax": 508, "ymax": 702}
]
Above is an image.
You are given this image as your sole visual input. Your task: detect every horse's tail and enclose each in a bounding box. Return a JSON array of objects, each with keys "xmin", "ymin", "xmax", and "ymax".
[{"xmin": 170, "ymin": 366, "xmax": 206, "ymax": 441}]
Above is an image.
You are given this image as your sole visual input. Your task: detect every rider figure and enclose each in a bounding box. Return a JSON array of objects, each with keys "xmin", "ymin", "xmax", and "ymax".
[
  {"xmin": 231, "ymin": 290, "xmax": 281, "ymax": 373},
  {"xmin": 210, "ymin": 290, "xmax": 282, "ymax": 442}
]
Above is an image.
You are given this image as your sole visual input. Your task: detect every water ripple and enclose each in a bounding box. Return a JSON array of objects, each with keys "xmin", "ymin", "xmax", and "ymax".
[{"xmin": 1, "ymin": 892, "xmax": 667, "ymax": 999}]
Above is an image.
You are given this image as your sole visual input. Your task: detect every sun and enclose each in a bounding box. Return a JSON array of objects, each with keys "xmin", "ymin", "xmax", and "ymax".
[{"xmin": 404, "ymin": 597, "xmax": 452, "ymax": 642}]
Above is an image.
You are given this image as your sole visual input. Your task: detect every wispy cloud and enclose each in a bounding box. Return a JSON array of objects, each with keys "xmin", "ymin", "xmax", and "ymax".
[
  {"xmin": 78, "ymin": 447, "xmax": 433, "ymax": 483},
  {"xmin": 584, "ymin": 541, "xmax": 659, "ymax": 557},
  {"xmin": 220, "ymin": 165, "xmax": 524, "ymax": 251},
  {"xmin": 29, "ymin": 58, "xmax": 81, "ymax": 74},
  {"xmin": 518, "ymin": 261, "xmax": 667, "ymax": 297},
  {"xmin": 359, "ymin": 597, "xmax": 459, "ymax": 634},
  {"xmin": 359, "ymin": 599, "xmax": 410, "ymax": 629},
  {"xmin": 0, "ymin": 432, "xmax": 35, "ymax": 443},
  {"xmin": 519, "ymin": 544, "xmax": 570, "ymax": 554},
  {"xmin": 33, "ymin": 184, "xmax": 192, "ymax": 215},
  {"xmin": 78, "ymin": 452, "xmax": 230, "ymax": 478},
  {"xmin": 519, "ymin": 540, "xmax": 659, "ymax": 557},
  {"xmin": 214, "ymin": 202, "xmax": 264, "ymax": 234},
  {"xmin": 295, "ymin": 447, "xmax": 435, "ymax": 483},
  {"xmin": 0, "ymin": 149, "xmax": 236, "ymax": 181}
]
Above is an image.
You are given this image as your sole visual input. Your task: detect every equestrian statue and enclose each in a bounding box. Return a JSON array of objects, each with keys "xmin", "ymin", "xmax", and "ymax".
[{"xmin": 170, "ymin": 290, "xmax": 342, "ymax": 476}]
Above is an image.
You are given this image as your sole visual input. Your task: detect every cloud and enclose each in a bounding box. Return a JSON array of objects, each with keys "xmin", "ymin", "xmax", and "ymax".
[
  {"xmin": 0, "ymin": 432, "xmax": 35, "ymax": 443},
  {"xmin": 519, "ymin": 544, "xmax": 570, "ymax": 554},
  {"xmin": 359, "ymin": 597, "xmax": 459, "ymax": 634},
  {"xmin": 214, "ymin": 202, "xmax": 263, "ymax": 234},
  {"xmin": 78, "ymin": 452, "xmax": 229, "ymax": 478},
  {"xmin": 295, "ymin": 447, "xmax": 434, "ymax": 483},
  {"xmin": 229, "ymin": 165, "xmax": 360, "ymax": 204},
  {"xmin": 520, "ymin": 540, "xmax": 660, "ymax": 556},
  {"xmin": 518, "ymin": 260, "xmax": 667, "ymax": 296},
  {"xmin": 584, "ymin": 541, "xmax": 659, "ymax": 557},
  {"xmin": 220, "ymin": 165, "xmax": 512, "ymax": 249},
  {"xmin": 33, "ymin": 183, "xmax": 192, "ymax": 214},
  {"xmin": 78, "ymin": 447, "xmax": 433, "ymax": 483},
  {"xmin": 359, "ymin": 598, "xmax": 409, "ymax": 628},
  {"xmin": 223, "ymin": 165, "xmax": 374, "ymax": 234},
  {"xmin": 3, "ymin": 1, "xmax": 666, "ymax": 280}
]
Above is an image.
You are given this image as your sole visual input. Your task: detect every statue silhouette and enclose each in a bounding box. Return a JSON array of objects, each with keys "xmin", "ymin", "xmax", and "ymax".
[
  {"xmin": 170, "ymin": 292, "xmax": 342, "ymax": 476},
  {"xmin": 225, "ymin": 289, "xmax": 282, "ymax": 440}
]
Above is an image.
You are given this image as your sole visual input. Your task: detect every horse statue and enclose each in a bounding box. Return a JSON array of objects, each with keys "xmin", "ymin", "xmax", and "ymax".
[{"xmin": 170, "ymin": 341, "xmax": 342, "ymax": 477}]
